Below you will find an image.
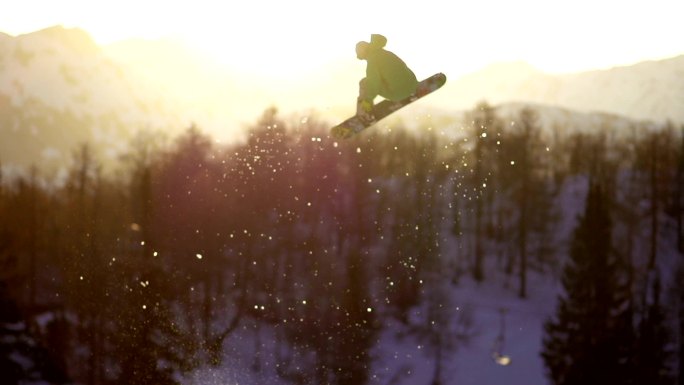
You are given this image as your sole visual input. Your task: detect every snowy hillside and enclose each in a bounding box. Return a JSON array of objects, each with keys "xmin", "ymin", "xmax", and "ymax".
[
  {"xmin": 0, "ymin": 26, "xmax": 187, "ymax": 169},
  {"xmin": 182, "ymin": 269, "xmax": 564, "ymax": 385},
  {"xmin": 2, "ymin": 26, "xmax": 682, "ymax": 173},
  {"xmin": 181, "ymin": 167, "xmax": 679, "ymax": 385},
  {"xmin": 443, "ymin": 56, "xmax": 684, "ymax": 124},
  {"xmin": 0, "ymin": 26, "xmax": 356, "ymax": 170},
  {"xmin": 1, "ymin": 93, "xmax": 681, "ymax": 385}
]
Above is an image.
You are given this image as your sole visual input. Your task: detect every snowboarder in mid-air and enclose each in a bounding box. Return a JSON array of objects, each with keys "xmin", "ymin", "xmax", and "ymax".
[
  {"xmin": 331, "ymin": 34, "xmax": 446, "ymax": 139},
  {"xmin": 355, "ymin": 34, "xmax": 418, "ymax": 120}
]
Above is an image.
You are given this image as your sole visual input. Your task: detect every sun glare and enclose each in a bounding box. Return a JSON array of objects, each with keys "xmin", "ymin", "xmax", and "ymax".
[
  {"xmin": 186, "ymin": 33, "xmax": 344, "ymax": 79},
  {"xmin": 4, "ymin": 0, "xmax": 684, "ymax": 80},
  {"xmin": 147, "ymin": 1, "xmax": 362, "ymax": 80}
]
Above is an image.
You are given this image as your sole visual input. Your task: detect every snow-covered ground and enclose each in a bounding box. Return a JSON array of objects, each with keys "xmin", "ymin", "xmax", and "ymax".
[
  {"xmin": 179, "ymin": 175, "xmax": 595, "ymax": 385},
  {"xmin": 179, "ymin": 269, "xmax": 562, "ymax": 385}
]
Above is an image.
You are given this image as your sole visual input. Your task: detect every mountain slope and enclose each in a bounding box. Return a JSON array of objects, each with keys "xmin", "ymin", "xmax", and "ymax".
[
  {"xmin": 443, "ymin": 56, "xmax": 684, "ymax": 124},
  {"xmin": 0, "ymin": 26, "xmax": 186, "ymax": 170},
  {"xmin": 2, "ymin": 26, "xmax": 682, "ymax": 172}
]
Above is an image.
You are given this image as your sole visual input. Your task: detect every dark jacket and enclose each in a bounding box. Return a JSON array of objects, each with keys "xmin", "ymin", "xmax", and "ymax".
[{"xmin": 363, "ymin": 40, "xmax": 417, "ymax": 102}]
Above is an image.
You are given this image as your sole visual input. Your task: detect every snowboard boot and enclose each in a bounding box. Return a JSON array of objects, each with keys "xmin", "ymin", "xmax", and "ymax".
[
  {"xmin": 331, "ymin": 125, "xmax": 353, "ymax": 139},
  {"xmin": 356, "ymin": 98, "xmax": 375, "ymax": 123}
]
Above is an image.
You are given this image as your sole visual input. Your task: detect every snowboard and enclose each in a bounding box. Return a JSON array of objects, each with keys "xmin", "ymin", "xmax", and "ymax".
[{"xmin": 331, "ymin": 72, "xmax": 447, "ymax": 139}]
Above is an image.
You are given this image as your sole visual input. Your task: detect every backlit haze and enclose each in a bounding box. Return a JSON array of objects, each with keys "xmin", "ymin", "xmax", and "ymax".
[
  {"xmin": 6, "ymin": 0, "xmax": 684, "ymax": 76},
  {"xmin": 3, "ymin": 0, "xmax": 684, "ymax": 139}
]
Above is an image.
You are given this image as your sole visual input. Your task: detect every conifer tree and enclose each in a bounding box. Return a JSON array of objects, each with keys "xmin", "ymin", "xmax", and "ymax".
[
  {"xmin": 466, "ymin": 102, "xmax": 502, "ymax": 281},
  {"xmin": 632, "ymin": 274, "xmax": 674, "ymax": 385},
  {"xmin": 541, "ymin": 182, "xmax": 633, "ymax": 385},
  {"xmin": 674, "ymin": 126, "xmax": 684, "ymax": 254},
  {"xmin": 500, "ymin": 108, "xmax": 555, "ymax": 298}
]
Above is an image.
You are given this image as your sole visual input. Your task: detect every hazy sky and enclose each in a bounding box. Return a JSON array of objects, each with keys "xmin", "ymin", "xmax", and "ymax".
[{"xmin": 4, "ymin": 0, "xmax": 683, "ymax": 78}]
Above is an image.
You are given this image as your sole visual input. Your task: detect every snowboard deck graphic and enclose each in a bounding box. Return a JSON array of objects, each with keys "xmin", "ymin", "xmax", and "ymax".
[{"xmin": 331, "ymin": 72, "xmax": 446, "ymax": 139}]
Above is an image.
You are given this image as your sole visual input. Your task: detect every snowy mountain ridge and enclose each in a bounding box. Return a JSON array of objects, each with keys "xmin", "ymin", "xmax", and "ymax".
[
  {"xmin": 0, "ymin": 26, "xmax": 193, "ymax": 172},
  {"xmin": 443, "ymin": 56, "xmax": 684, "ymax": 124},
  {"xmin": 1, "ymin": 26, "xmax": 683, "ymax": 171},
  {"xmin": 0, "ymin": 26, "xmax": 180, "ymax": 124}
]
